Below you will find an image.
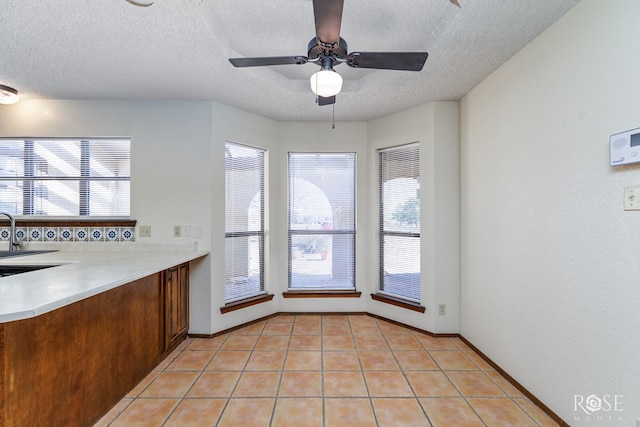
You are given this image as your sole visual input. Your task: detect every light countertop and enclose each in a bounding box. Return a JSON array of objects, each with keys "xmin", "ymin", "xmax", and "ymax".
[{"xmin": 0, "ymin": 247, "xmax": 208, "ymax": 323}]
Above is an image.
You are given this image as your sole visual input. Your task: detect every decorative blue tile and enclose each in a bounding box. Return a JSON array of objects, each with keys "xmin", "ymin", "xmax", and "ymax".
[
  {"xmin": 75, "ymin": 228, "xmax": 88, "ymax": 241},
  {"xmin": 60, "ymin": 228, "xmax": 73, "ymax": 241},
  {"xmin": 29, "ymin": 228, "xmax": 43, "ymax": 241},
  {"xmin": 121, "ymin": 227, "xmax": 134, "ymax": 241},
  {"xmin": 0, "ymin": 225, "xmax": 135, "ymax": 243},
  {"xmin": 90, "ymin": 228, "xmax": 103, "ymax": 241},
  {"xmin": 44, "ymin": 228, "xmax": 57, "ymax": 241},
  {"xmin": 15, "ymin": 228, "xmax": 26, "ymax": 241},
  {"xmin": 106, "ymin": 228, "xmax": 119, "ymax": 241}
]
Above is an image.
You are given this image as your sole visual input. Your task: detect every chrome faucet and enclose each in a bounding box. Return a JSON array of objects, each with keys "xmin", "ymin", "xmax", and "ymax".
[{"xmin": 0, "ymin": 212, "xmax": 18, "ymax": 252}]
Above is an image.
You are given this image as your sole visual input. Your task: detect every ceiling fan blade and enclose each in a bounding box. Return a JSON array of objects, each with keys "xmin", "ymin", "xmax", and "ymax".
[
  {"xmin": 229, "ymin": 56, "xmax": 308, "ymax": 67},
  {"xmin": 346, "ymin": 52, "xmax": 428, "ymax": 71},
  {"xmin": 313, "ymin": 0, "xmax": 344, "ymax": 44},
  {"xmin": 318, "ymin": 95, "xmax": 336, "ymax": 106}
]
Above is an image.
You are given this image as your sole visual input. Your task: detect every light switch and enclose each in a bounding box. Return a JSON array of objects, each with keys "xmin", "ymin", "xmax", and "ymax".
[{"xmin": 624, "ymin": 186, "xmax": 640, "ymax": 211}]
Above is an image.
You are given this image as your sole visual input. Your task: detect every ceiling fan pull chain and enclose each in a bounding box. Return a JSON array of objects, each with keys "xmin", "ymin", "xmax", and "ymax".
[{"xmin": 332, "ymin": 103, "xmax": 336, "ymax": 129}]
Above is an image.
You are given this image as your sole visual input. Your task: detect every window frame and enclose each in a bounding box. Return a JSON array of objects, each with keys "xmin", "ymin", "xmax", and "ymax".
[
  {"xmin": 287, "ymin": 152, "xmax": 357, "ymax": 291},
  {"xmin": 0, "ymin": 137, "xmax": 131, "ymax": 218},
  {"xmin": 378, "ymin": 143, "xmax": 421, "ymax": 305},
  {"xmin": 224, "ymin": 141, "xmax": 267, "ymax": 304}
]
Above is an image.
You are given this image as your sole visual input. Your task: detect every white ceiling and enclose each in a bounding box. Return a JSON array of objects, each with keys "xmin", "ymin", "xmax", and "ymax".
[{"xmin": 0, "ymin": 0, "xmax": 580, "ymax": 121}]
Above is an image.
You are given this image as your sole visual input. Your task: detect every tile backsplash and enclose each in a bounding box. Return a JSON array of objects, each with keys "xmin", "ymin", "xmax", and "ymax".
[{"xmin": 0, "ymin": 227, "xmax": 135, "ymax": 243}]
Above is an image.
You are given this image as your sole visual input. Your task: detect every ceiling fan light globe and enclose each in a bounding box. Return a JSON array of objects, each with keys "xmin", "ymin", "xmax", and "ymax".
[
  {"xmin": 0, "ymin": 84, "xmax": 19, "ymax": 105},
  {"xmin": 310, "ymin": 69, "xmax": 343, "ymax": 97},
  {"xmin": 126, "ymin": 0, "xmax": 154, "ymax": 7}
]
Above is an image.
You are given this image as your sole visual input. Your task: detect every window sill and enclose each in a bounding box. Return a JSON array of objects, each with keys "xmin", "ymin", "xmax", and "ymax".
[
  {"xmin": 370, "ymin": 293, "xmax": 425, "ymax": 313},
  {"xmin": 220, "ymin": 294, "xmax": 274, "ymax": 314},
  {"xmin": 0, "ymin": 218, "xmax": 136, "ymax": 227},
  {"xmin": 283, "ymin": 290, "xmax": 362, "ymax": 298}
]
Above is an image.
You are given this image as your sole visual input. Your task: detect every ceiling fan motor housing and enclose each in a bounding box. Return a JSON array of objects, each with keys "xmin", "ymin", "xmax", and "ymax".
[{"xmin": 307, "ymin": 37, "xmax": 348, "ymax": 64}]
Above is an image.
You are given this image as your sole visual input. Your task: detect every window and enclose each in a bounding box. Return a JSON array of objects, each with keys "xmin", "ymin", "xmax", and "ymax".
[
  {"xmin": 288, "ymin": 153, "xmax": 355, "ymax": 290},
  {"xmin": 0, "ymin": 139, "xmax": 130, "ymax": 217},
  {"xmin": 225, "ymin": 142, "xmax": 265, "ymax": 303},
  {"xmin": 379, "ymin": 143, "xmax": 420, "ymax": 302}
]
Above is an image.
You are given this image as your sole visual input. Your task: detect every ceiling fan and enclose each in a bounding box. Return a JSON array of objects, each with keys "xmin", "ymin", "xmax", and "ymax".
[{"xmin": 229, "ymin": 0, "xmax": 441, "ymax": 106}]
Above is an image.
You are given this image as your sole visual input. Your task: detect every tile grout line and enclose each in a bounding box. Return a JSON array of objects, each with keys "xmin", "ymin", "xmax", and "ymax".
[
  {"xmin": 413, "ymin": 333, "xmax": 488, "ymax": 426},
  {"xmin": 442, "ymin": 336, "xmax": 550, "ymax": 424},
  {"xmin": 317, "ymin": 317, "xmax": 326, "ymax": 424},
  {"xmin": 348, "ymin": 315, "xmax": 379, "ymax": 427},
  {"xmin": 392, "ymin": 325, "xmax": 436, "ymax": 427},
  {"xmin": 213, "ymin": 327, "xmax": 247, "ymax": 427},
  {"xmin": 160, "ymin": 338, "xmax": 218, "ymax": 427},
  {"xmin": 438, "ymin": 356, "xmax": 491, "ymax": 427},
  {"xmin": 269, "ymin": 319, "xmax": 293, "ymax": 426},
  {"xmin": 453, "ymin": 346, "xmax": 545, "ymax": 426},
  {"xmin": 164, "ymin": 339, "xmax": 206, "ymax": 426},
  {"xmin": 98, "ymin": 314, "xmax": 556, "ymax": 427}
]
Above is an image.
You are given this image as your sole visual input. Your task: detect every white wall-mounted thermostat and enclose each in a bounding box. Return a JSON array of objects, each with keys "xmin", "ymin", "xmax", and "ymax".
[{"xmin": 610, "ymin": 127, "xmax": 640, "ymax": 166}]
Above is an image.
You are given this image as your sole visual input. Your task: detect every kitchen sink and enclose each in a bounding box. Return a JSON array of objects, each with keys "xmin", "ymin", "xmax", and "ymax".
[
  {"xmin": 0, "ymin": 250, "xmax": 58, "ymax": 258},
  {"xmin": 0, "ymin": 264, "xmax": 59, "ymax": 277}
]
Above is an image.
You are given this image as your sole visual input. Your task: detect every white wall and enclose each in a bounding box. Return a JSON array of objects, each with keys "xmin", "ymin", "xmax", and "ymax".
[
  {"xmin": 460, "ymin": 0, "xmax": 640, "ymax": 424},
  {"xmin": 276, "ymin": 121, "xmax": 370, "ymax": 313},
  {"xmin": 0, "ymin": 99, "xmax": 213, "ymax": 247},
  {"xmin": 367, "ymin": 102, "xmax": 460, "ymax": 334},
  {"xmin": 206, "ymin": 102, "xmax": 279, "ymax": 334}
]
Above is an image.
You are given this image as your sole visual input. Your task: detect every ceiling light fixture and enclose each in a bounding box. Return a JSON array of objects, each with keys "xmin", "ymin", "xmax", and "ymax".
[
  {"xmin": 0, "ymin": 84, "xmax": 19, "ymax": 105},
  {"xmin": 309, "ymin": 68, "xmax": 343, "ymax": 98},
  {"xmin": 125, "ymin": 0, "xmax": 154, "ymax": 7}
]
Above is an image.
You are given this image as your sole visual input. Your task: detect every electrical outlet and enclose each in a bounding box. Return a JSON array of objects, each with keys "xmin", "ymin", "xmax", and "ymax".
[
  {"xmin": 624, "ymin": 186, "xmax": 640, "ymax": 210},
  {"xmin": 173, "ymin": 225, "xmax": 181, "ymax": 237},
  {"xmin": 193, "ymin": 225, "xmax": 202, "ymax": 238},
  {"xmin": 139, "ymin": 226, "xmax": 151, "ymax": 237},
  {"xmin": 438, "ymin": 304, "xmax": 446, "ymax": 316},
  {"xmin": 182, "ymin": 224, "xmax": 191, "ymax": 237}
]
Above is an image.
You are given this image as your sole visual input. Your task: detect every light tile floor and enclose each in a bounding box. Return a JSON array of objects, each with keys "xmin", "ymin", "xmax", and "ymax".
[{"xmin": 94, "ymin": 314, "xmax": 559, "ymax": 426}]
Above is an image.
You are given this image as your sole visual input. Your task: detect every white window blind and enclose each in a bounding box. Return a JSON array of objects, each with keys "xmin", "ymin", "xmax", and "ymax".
[
  {"xmin": 225, "ymin": 142, "xmax": 265, "ymax": 302},
  {"xmin": 0, "ymin": 138, "xmax": 130, "ymax": 216},
  {"xmin": 379, "ymin": 143, "xmax": 420, "ymax": 302},
  {"xmin": 288, "ymin": 152, "xmax": 355, "ymax": 290}
]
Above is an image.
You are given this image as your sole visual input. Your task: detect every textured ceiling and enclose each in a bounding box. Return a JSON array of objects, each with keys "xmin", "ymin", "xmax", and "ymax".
[{"xmin": 0, "ymin": 0, "xmax": 580, "ymax": 121}]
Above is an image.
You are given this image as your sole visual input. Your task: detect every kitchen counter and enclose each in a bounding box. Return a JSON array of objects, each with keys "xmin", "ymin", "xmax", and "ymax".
[{"xmin": 0, "ymin": 248, "xmax": 208, "ymax": 323}]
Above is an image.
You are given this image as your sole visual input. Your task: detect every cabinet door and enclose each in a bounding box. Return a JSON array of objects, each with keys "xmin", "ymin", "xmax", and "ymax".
[
  {"xmin": 164, "ymin": 264, "xmax": 189, "ymax": 350},
  {"xmin": 178, "ymin": 263, "xmax": 189, "ymax": 337}
]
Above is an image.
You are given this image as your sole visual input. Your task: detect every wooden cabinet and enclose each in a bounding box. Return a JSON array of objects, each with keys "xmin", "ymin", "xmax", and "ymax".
[
  {"xmin": 0, "ymin": 273, "xmax": 163, "ymax": 427},
  {"xmin": 0, "ymin": 262, "xmax": 190, "ymax": 427},
  {"xmin": 164, "ymin": 263, "xmax": 189, "ymax": 351}
]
